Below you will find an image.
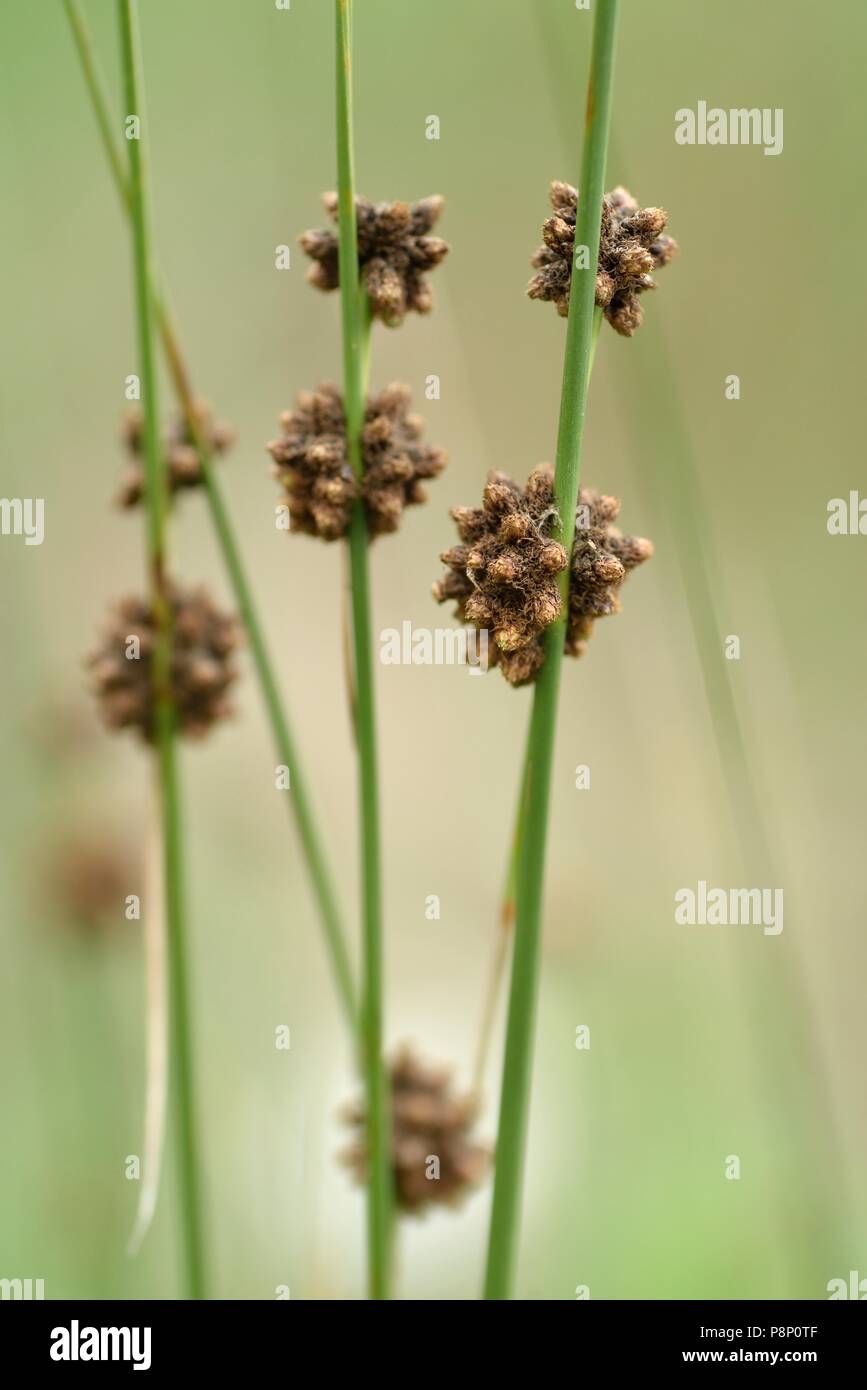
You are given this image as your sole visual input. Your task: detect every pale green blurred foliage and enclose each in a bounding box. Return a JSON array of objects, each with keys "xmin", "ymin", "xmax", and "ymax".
[{"xmin": 0, "ymin": 0, "xmax": 865, "ymax": 1299}]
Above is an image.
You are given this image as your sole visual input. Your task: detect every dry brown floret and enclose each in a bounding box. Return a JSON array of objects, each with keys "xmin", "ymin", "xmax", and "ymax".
[
  {"xmin": 300, "ymin": 193, "xmax": 449, "ymax": 326},
  {"xmin": 434, "ymin": 465, "xmax": 653, "ymax": 684},
  {"xmin": 267, "ymin": 382, "xmax": 445, "ymax": 540},
  {"xmin": 528, "ymin": 182, "xmax": 678, "ymax": 335}
]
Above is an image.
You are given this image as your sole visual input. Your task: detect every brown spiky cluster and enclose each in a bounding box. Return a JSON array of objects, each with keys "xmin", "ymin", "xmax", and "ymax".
[
  {"xmin": 434, "ymin": 465, "xmax": 653, "ymax": 685},
  {"xmin": 299, "ymin": 193, "xmax": 449, "ymax": 326},
  {"xmin": 433, "ymin": 467, "xmax": 568, "ymax": 686},
  {"xmin": 267, "ymin": 382, "xmax": 446, "ymax": 541},
  {"xmin": 528, "ymin": 182, "xmax": 678, "ymax": 335},
  {"xmin": 341, "ymin": 1047, "xmax": 490, "ymax": 1215},
  {"xmin": 116, "ymin": 401, "xmax": 235, "ymax": 508},
  {"xmin": 87, "ymin": 586, "xmax": 241, "ymax": 741}
]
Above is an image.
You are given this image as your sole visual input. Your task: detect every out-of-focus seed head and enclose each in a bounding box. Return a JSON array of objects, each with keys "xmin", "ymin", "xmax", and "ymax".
[
  {"xmin": 87, "ymin": 585, "xmax": 241, "ymax": 742},
  {"xmin": 340, "ymin": 1045, "xmax": 490, "ymax": 1215},
  {"xmin": 116, "ymin": 401, "xmax": 235, "ymax": 508}
]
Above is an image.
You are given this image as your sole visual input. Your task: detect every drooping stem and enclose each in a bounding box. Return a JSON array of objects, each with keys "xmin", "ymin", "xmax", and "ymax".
[
  {"xmin": 335, "ymin": 0, "xmax": 392, "ymax": 1300},
  {"xmin": 65, "ymin": 0, "xmax": 356, "ymax": 1029},
  {"xmin": 117, "ymin": 0, "xmax": 205, "ymax": 1299},
  {"xmin": 483, "ymin": 0, "xmax": 620, "ymax": 1301}
]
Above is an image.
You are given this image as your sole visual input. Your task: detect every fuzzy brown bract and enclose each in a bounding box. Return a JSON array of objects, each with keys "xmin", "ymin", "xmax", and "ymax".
[
  {"xmin": 267, "ymin": 382, "xmax": 446, "ymax": 541},
  {"xmin": 434, "ymin": 465, "xmax": 653, "ymax": 685},
  {"xmin": 116, "ymin": 401, "xmax": 235, "ymax": 508},
  {"xmin": 528, "ymin": 182, "xmax": 678, "ymax": 335},
  {"xmin": 299, "ymin": 193, "xmax": 449, "ymax": 326},
  {"xmin": 87, "ymin": 586, "xmax": 241, "ymax": 742},
  {"xmin": 341, "ymin": 1046, "xmax": 490, "ymax": 1215}
]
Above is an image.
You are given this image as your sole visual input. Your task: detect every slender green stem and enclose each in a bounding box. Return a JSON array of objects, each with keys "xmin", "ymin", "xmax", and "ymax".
[
  {"xmin": 117, "ymin": 0, "xmax": 205, "ymax": 1299},
  {"xmin": 64, "ymin": 0, "xmax": 356, "ymax": 1029},
  {"xmin": 63, "ymin": 0, "xmax": 130, "ymax": 211},
  {"xmin": 334, "ymin": 0, "xmax": 392, "ymax": 1300},
  {"xmin": 483, "ymin": 0, "xmax": 620, "ymax": 1301},
  {"xmin": 535, "ymin": 7, "xmax": 848, "ymax": 1295},
  {"xmin": 475, "ymin": 313, "xmax": 603, "ymax": 1097}
]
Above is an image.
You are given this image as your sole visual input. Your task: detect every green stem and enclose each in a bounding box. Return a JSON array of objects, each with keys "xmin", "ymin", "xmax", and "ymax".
[
  {"xmin": 64, "ymin": 0, "xmax": 356, "ymax": 1030},
  {"xmin": 117, "ymin": 0, "xmax": 205, "ymax": 1300},
  {"xmin": 476, "ymin": 313, "xmax": 603, "ymax": 1097},
  {"xmin": 335, "ymin": 0, "xmax": 392, "ymax": 1300},
  {"xmin": 535, "ymin": 7, "xmax": 846, "ymax": 1296},
  {"xmin": 483, "ymin": 0, "xmax": 620, "ymax": 1301}
]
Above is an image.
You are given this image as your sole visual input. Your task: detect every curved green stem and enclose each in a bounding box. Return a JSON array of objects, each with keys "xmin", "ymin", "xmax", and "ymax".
[
  {"xmin": 64, "ymin": 0, "xmax": 356, "ymax": 1030},
  {"xmin": 117, "ymin": 0, "xmax": 205, "ymax": 1299},
  {"xmin": 483, "ymin": 0, "xmax": 620, "ymax": 1301},
  {"xmin": 335, "ymin": 0, "xmax": 392, "ymax": 1300}
]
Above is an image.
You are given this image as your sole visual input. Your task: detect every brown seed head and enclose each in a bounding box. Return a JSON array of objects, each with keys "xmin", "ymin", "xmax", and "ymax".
[
  {"xmin": 299, "ymin": 193, "xmax": 449, "ymax": 326},
  {"xmin": 87, "ymin": 585, "xmax": 241, "ymax": 742},
  {"xmin": 340, "ymin": 1045, "xmax": 490, "ymax": 1215},
  {"xmin": 528, "ymin": 182, "xmax": 678, "ymax": 335},
  {"xmin": 268, "ymin": 382, "xmax": 445, "ymax": 541},
  {"xmin": 116, "ymin": 401, "xmax": 235, "ymax": 508},
  {"xmin": 434, "ymin": 465, "xmax": 653, "ymax": 684}
]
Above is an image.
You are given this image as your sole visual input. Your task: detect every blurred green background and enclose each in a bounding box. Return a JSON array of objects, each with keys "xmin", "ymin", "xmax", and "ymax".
[{"xmin": 1, "ymin": 0, "xmax": 865, "ymax": 1300}]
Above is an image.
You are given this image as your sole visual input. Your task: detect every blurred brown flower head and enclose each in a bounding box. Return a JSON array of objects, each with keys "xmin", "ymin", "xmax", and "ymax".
[
  {"xmin": 299, "ymin": 193, "xmax": 449, "ymax": 326},
  {"xmin": 43, "ymin": 834, "xmax": 137, "ymax": 936},
  {"xmin": 434, "ymin": 465, "xmax": 653, "ymax": 685},
  {"xmin": 87, "ymin": 586, "xmax": 241, "ymax": 741},
  {"xmin": 341, "ymin": 1046, "xmax": 490, "ymax": 1215},
  {"xmin": 116, "ymin": 401, "xmax": 235, "ymax": 508},
  {"xmin": 267, "ymin": 382, "xmax": 446, "ymax": 541},
  {"xmin": 528, "ymin": 182, "xmax": 678, "ymax": 335}
]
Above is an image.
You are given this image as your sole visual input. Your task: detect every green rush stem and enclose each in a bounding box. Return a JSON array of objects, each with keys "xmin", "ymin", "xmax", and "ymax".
[
  {"xmin": 117, "ymin": 0, "xmax": 205, "ymax": 1299},
  {"xmin": 535, "ymin": 2, "xmax": 848, "ymax": 1294},
  {"xmin": 475, "ymin": 314, "xmax": 603, "ymax": 1099},
  {"xmin": 64, "ymin": 0, "xmax": 356, "ymax": 1030},
  {"xmin": 483, "ymin": 0, "xmax": 620, "ymax": 1302},
  {"xmin": 335, "ymin": 0, "xmax": 392, "ymax": 1300}
]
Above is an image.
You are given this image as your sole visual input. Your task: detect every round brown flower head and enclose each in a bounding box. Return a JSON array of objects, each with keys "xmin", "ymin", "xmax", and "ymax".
[
  {"xmin": 267, "ymin": 382, "xmax": 446, "ymax": 541},
  {"xmin": 434, "ymin": 465, "xmax": 653, "ymax": 686},
  {"xmin": 433, "ymin": 466, "xmax": 569, "ymax": 686},
  {"xmin": 299, "ymin": 193, "xmax": 449, "ymax": 326},
  {"xmin": 341, "ymin": 1046, "xmax": 490, "ymax": 1215},
  {"xmin": 43, "ymin": 834, "xmax": 137, "ymax": 935},
  {"xmin": 116, "ymin": 401, "xmax": 235, "ymax": 508},
  {"xmin": 528, "ymin": 182, "xmax": 678, "ymax": 335},
  {"xmin": 87, "ymin": 586, "xmax": 241, "ymax": 741}
]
